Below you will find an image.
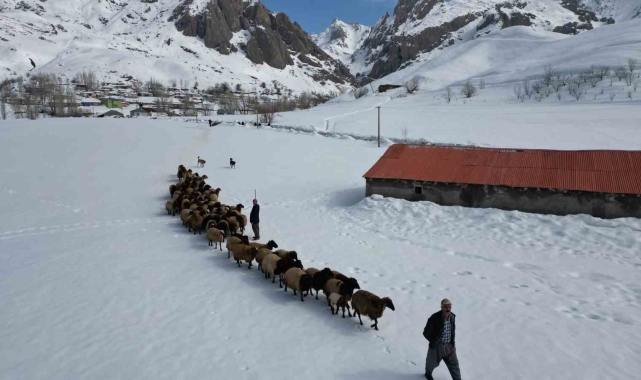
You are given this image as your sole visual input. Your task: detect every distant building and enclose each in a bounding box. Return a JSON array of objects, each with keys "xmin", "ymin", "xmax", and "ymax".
[
  {"xmin": 130, "ymin": 108, "xmax": 153, "ymax": 117},
  {"xmin": 364, "ymin": 144, "xmax": 641, "ymax": 219},
  {"xmin": 81, "ymin": 98, "xmax": 101, "ymax": 107},
  {"xmin": 217, "ymin": 109, "xmax": 235, "ymax": 115},
  {"xmin": 100, "ymin": 97, "xmax": 123, "ymax": 109},
  {"xmin": 97, "ymin": 110, "xmax": 124, "ymax": 118}
]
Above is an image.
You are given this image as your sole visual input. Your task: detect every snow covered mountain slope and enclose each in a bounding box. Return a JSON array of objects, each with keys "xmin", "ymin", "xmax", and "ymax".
[
  {"xmin": 582, "ymin": 0, "xmax": 641, "ymax": 22},
  {"xmin": 311, "ymin": 19, "xmax": 371, "ymax": 67},
  {"xmin": 350, "ymin": 0, "xmax": 632, "ymax": 78},
  {"xmin": 0, "ymin": 0, "xmax": 353, "ymax": 93}
]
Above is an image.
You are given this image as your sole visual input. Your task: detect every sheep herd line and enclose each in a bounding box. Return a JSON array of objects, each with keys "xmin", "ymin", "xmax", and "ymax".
[{"xmin": 164, "ymin": 164, "xmax": 396, "ymax": 330}]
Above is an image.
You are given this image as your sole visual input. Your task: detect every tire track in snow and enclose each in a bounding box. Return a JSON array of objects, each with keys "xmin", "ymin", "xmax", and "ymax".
[
  {"xmin": 322, "ymin": 97, "xmax": 391, "ymax": 131},
  {"xmin": 0, "ymin": 217, "xmax": 168, "ymax": 240}
]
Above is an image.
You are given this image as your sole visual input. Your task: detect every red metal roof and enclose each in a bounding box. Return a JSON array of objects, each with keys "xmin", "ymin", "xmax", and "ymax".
[{"xmin": 363, "ymin": 145, "xmax": 641, "ymax": 195}]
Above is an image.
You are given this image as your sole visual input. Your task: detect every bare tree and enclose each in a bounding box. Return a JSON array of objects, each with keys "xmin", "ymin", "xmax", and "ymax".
[
  {"xmin": 624, "ymin": 72, "xmax": 634, "ymax": 86},
  {"xmin": 513, "ymin": 84, "xmax": 524, "ymax": 102},
  {"xmin": 556, "ymin": 91, "xmax": 562, "ymax": 101},
  {"xmin": 634, "ymin": 81, "xmax": 639, "ymax": 92},
  {"xmin": 628, "ymin": 91, "xmax": 633, "ymax": 100},
  {"xmin": 10, "ymin": 96, "xmax": 24, "ymax": 118},
  {"xmin": 550, "ymin": 80, "xmax": 563, "ymax": 92},
  {"xmin": 352, "ymin": 86, "xmax": 369, "ymax": 99},
  {"xmin": 442, "ymin": 87, "xmax": 453, "ymax": 103},
  {"xmin": 531, "ymin": 81, "xmax": 543, "ymax": 94},
  {"xmin": 460, "ymin": 81, "xmax": 477, "ymax": 98},
  {"xmin": 614, "ymin": 66, "xmax": 628, "ymax": 81},
  {"xmin": 542, "ymin": 65, "xmax": 555, "ymax": 86},
  {"xmin": 235, "ymin": 83, "xmax": 242, "ymax": 92},
  {"xmin": 479, "ymin": 79, "xmax": 486, "ymax": 90},
  {"xmin": 628, "ymin": 58, "xmax": 638, "ymax": 75},
  {"xmin": 522, "ymin": 79, "xmax": 532, "ymax": 98},
  {"xmin": 220, "ymin": 82, "xmax": 230, "ymax": 93},
  {"xmin": 0, "ymin": 84, "xmax": 9, "ymax": 120},
  {"xmin": 595, "ymin": 66, "xmax": 609, "ymax": 81},
  {"xmin": 171, "ymin": 79, "xmax": 178, "ymax": 88},
  {"xmin": 534, "ymin": 92, "xmax": 545, "ymax": 102},
  {"xmin": 404, "ymin": 76, "xmax": 421, "ymax": 94},
  {"xmin": 610, "ymin": 94, "xmax": 616, "ymax": 101},
  {"xmin": 568, "ymin": 84, "xmax": 583, "ymax": 100},
  {"xmin": 588, "ymin": 75, "xmax": 600, "ymax": 87},
  {"xmin": 401, "ymin": 127, "xmax": 409, "ymax": 139},
  {"xmin": 259, "ymin": 101, "xmax": 277, "ymax": 124}
]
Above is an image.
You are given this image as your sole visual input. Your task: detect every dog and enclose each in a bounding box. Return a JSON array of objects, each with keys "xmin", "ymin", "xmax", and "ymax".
[
  {"xmin": 229, "ymin": 158, "xmax": 236, "ymax": 169},
  {"xmin": 197, "ymin": 156, "xmax": 206, "ymax": 168}
]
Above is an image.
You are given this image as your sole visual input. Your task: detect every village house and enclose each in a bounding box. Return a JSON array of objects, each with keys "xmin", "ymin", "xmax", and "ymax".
[{"xmin": 363, "ymin": 144, "xmax": 641, "ymax": 219}]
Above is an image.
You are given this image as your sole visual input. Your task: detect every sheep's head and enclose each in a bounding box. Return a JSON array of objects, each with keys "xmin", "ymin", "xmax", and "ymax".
[
  {"xmin": 287, "ymin": 251, "xmax": 298, "ymax": 260},
  {"xmin": 291, "ymin": 259, "xmax": 303, "ymax": 270},
  {"xmin": 348, "ymin": 278, "xmax": 361, "ymax": 290},
  {"xmin": 236, "ymin": 203, "xmax": 245, "ymax": 210},
  {"xmin": 340, "ymin": 283, "xmax": 355, "ymax": 297},
  {"xmin": 319, "ymin": 268, "xmax": 334, "ymax": 279},
  {"xmin": 383, "ymin": 297, "xmax": 395, "ymax": 311},
  {"xmin": 266, "ymin": 240, "xmax": 279, "ymax": 250}
]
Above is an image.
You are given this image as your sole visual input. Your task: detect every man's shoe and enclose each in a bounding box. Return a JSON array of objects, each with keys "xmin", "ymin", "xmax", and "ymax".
[
  {"xmin": 424, "ymin": 373, "xmax": 434, "ymax": 380},
  {"xmin": 252, "ymin": 237, "xmax": 259, "ymax": 241}
]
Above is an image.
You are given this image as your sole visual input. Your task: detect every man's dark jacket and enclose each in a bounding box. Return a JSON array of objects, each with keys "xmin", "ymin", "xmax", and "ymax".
[
  {"xmin": 423, "ymin": 311, "xmax": 456, "ymax": 348},
  {"xmin": 250, "ymin": 204, "xmax": 260, "ymax": 224}
]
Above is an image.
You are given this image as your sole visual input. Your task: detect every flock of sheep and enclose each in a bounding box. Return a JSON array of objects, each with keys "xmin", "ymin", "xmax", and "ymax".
[{"xmin": 164, "ymin": 164, "xmax": 396, "ymax": 330}]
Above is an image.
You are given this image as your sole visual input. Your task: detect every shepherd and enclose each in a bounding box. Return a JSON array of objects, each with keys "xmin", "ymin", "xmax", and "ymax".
[
  {"xmin": 423, "ymin": 299, "xmax": 462, "ymax": 380},
  {"xmin": 250, "ymin": 198, "xmax": 260, "ymax": 240}
]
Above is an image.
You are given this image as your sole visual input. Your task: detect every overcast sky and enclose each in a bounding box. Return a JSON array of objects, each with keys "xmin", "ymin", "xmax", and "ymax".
[{"xmin": 260, "ymin": 0, "xmax": 396, "ymax": 34}]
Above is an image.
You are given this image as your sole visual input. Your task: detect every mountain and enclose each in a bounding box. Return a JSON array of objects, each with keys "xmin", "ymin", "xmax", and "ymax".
[
  {"xmin": 311, "ymin": 19, "xmax": 370, "ymax": 67},
  {"xmin": 0, "ymin": 0, "xmax": 353, "ymax": 93},
  {"xmin": 349, "ymin": 0, "xmax": 636, "ymax": 79}
]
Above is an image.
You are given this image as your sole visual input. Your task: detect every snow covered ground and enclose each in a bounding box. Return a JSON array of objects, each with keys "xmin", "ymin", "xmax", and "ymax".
[{"xmin": 1, "ymin": 118, "xmax": 640, "ymax": 380}]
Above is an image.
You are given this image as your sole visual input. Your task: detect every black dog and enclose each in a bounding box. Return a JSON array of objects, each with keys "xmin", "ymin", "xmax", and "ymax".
[{"xmin": 230, "ymin": 158, "xmax": 236, "ymax": 169}]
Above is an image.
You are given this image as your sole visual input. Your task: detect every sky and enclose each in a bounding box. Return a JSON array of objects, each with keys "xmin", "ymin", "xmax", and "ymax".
[{"xmin": 260, "ymin": 0, "xmax": 396, "ymax": 33}]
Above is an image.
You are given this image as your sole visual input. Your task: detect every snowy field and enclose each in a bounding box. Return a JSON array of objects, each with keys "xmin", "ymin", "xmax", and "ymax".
[{"xmin": 1, "ymin": 118, "xmax": 640, "ymax": 380}]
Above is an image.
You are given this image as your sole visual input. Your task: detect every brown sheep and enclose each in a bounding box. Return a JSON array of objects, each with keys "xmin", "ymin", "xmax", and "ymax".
[
  {"xmin": 232, "ymin": 245, "xmax": 258, "ymax": 269},
  {"xmin": 225, "ymin": 234, "xmax": 249, "ymax": 259},
  {"xmin": 329, "ymin": 293, "xmax": 352, "ymax": 318},
  {"xmin": 207, "ymin": 228, "xmax": 225, "ymax": 250},
  {"xmin": 256, "ymin": 247, "xmax": 274, "ymax": 272},
  {"xmin": 227, "ymin": 216, "xmax": 239, "ymax": 235},
  {"xmin": 282, "ymin": 268, "xmax": 313, "ymax": 302},
  {"xmin": 180, "ymin": 209, "xmax": 192, "ymax": 226},
  {"xmin": 187, "ymin": 212, "xmax": 204, "ymax": 235},
  {"xmin": 323, "ymin": 279, "xmax": 355, "ymax": 306},
  {"xmin": 332, "ymin": 270, "xmax": 361, "ymax": 290},
  {"xmin": 261, "ymin": 253, "xmax": 281, "ymax": 283},
  {"xmin": 351, "ymin": 290, "xmax": 395, "ymax": 331},
  {"xmin": 165, "ymin": 200, "xmax": 175, "ymax": 216},
  {"xmin": 237, "ymin": 214, "xmax": 247, "ymax": 234},
  {"xmin": 249, "ymin": 240, "xmax": 278, "ymax": 250},
  {"xmin": 275, "ymin": 250, "xmax": 298, "ymax": 260}
]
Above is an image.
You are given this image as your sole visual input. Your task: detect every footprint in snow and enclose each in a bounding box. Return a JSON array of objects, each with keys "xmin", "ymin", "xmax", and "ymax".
[
  {"xmin": 403, "ymin": 359, "xmax": 417, "ymax": 366},
  {"xmin": 384, "ymin": 347, "xmax": 391, "ymax": 354},
  {"xmin": 455, "ymin": 271, "xmax": 473, "ymax": 276}
]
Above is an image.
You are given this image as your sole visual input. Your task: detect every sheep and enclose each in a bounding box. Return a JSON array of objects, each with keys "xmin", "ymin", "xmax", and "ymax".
[
  {"xmin": 187, "ymin": 211, "xmax": 204, "ymax": 234},
  {"xmin": 332, "ymin": 270, "xmax": 361, "ymax": 290},
  {"xmin": 237, "ymin": 214, "xmax": 247, "ymax": 234},
  {"xmin": 306, "ymin": 267, "xmax": 334, "ymax": 300},
  {"xmin": 276, "ymin": 258, "xmax": 303, "ymax": 288},
  {"xmin": 282, "ymin": 268, "xmax": 313, "ymax": 302},
  {"xmin": 261, "ymin": 253, "xmax": 281, "ymax": 281},
  {"xmin": 350, "ymin": 290, "xmax": 395, "ymax": 331},
  {"xmin": 217, "ymin": 220, "xmax": 230, "ymax": 242},
  {"xmin": 165, "ymin": 200, "xmax": 175, "ymax": 216},
  {"xmin": 255, "ymin": 247, "xmax": 273, "ymax": 272},
  {"xmin": 329, "ymin": 293, "xmax": 352, "ymax": 318},
  {"xmin": 323, "ymin": 279, "xmax": 355, "ymax": 307},
  {"xmin": 275, "ymin": 250, "xmax": 298, "ymax": 260},
  {"xmin": 249, "ymin": 240, "xmax": 278, "ymax": 250},
  {"xmin": 225, "ymin": 234, "xmax": 249, "ymax": 259},
  {"xmin": 181, "ymin": 198, "xmax": 191, "ymax": 210},
  {"xmin": 180, "ymin": 209, "xmax": 192, "ymax": 226},
  {"xmin": 169, "ymin": 184, "xmax": 177, "ymax": 197},
  {"xmin": 197, "ymin": 156, "xmax": 206, "ymax": 168},
  {"xmin": 227, "ymin": 216, "xmax": 239, "ymax": 235},
  {"xmin": 207, "ymin": 228, "xmax": 225, "ymax": 250},
  {"xmin": 232, "ymin": 245, "xmax": 258, "ymax": 268}
]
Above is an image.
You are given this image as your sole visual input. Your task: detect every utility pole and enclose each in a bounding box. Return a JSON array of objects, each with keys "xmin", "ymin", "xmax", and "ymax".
[{"xmin": 376, "ymin": 106, "xmax": 381, "ymax": 147}]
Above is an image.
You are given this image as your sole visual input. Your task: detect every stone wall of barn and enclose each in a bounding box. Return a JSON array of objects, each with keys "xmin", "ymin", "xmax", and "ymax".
[{"xmin": 365, "ymin": 178, "xmax": 641, "ymax": 219}]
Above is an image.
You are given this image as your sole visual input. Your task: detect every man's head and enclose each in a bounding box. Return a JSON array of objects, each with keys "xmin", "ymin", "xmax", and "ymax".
[
  {"xmin": 441, "ymin": 298, "xmax": 452, "ymax": 317},
  {"xmin": 253, "ymin": 199, "xmax": 258, "ymax": 205}
]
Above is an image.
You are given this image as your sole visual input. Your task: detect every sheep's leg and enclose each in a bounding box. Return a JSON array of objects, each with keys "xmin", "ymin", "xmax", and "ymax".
[
  {"xmin": 247, "ymin": 262, "xmax": 252, "ymax": 269},
  {"xmin": 279, "ymin": 277, "xmax": 283, "ymax": 288},
  {"xmin": 227, "ymin": 251, "xmax": 231, "ymax": 259},
  {"xmin": 357, "ymin": 312, "xmax": 363, "ymax": 326},
  {"xmin": 284, "ymin": 285, "xmax": 288, "ymax": 292},
  {"xmin": 330, "ymin": 305, "xmax": 335, "ymax": 315},
  {"xmin": 371, "ymin": 319, "xmax": 378, "ymax": 330},
  {"xmin": 236, "ymin": 260, "xmax": 241, "ymax": 267},
  {"xmin": 300, "ymin": 291, "xmax": 304, "ymax": 302},
  {"xmin": 342, "ymin": 306, "xmax": 346, "ymax": 318},
  {"xmin": 347, "ymin": 308, "xmax": 352, "ymax": 318},
  {"xmin": 272, "ymin": 275, "xmax": 275, "ymax": 283},
  {"xmin": 219, "ymin": 243, "xmax": 222, "ymax": 251},
  {"xmin": 315, "ymin": 290, "xmax": 319, "ymax": 300}
]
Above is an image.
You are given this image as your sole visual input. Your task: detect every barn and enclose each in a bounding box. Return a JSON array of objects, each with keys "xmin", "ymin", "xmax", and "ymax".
[{"xmin": 363, "ymin": 144, "xmax": 641, "ymax": 219}]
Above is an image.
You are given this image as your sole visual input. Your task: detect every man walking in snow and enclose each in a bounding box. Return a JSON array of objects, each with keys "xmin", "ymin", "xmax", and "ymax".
[
  {"xmin": 423, "ymin": 299, "xmax": 461, "ymax": 380},
  {"xmin": 250, "ymin": 199, "xmax": 260, "ymax": 240}
]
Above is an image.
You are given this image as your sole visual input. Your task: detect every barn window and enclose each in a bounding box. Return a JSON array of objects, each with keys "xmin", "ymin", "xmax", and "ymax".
[{"xmin": 414, "ymin": 186, "xmax": 422, "ymax": 194}]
